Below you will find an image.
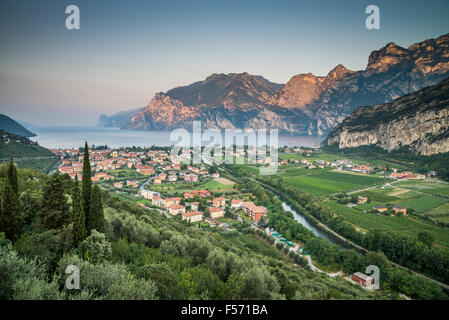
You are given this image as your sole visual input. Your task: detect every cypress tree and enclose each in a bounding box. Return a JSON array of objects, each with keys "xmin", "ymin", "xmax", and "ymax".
[
  {"xmin": 39, "ymin": 173, "xmax": 70, "ymax": 229},
  {"xmin": 6, "ymin": 158, "xmax": 18, "ymax": 194},
  {"xmin": 82, "ymin": 141, "xmax": 92, "ymax": 229},
  {"xmin": 87, "ymin": 185, "xmax": 105, "ymax": 234},
  {"xmin": 0, "ymin": 159, "xmax": 21, "ymax": 241},
  {"xmin": 72, "ymin": 176, "xmax": 87, "ymax": 247}
]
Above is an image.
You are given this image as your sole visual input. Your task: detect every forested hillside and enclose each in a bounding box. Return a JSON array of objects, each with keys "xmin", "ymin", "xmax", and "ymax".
[{"xmin": 0, "ymin": 155, "xmax": 379, "ymax": 300}]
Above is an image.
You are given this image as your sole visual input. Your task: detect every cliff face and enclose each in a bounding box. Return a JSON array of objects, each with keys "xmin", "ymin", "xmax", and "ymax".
[
  {"xmin": 107, "ymin": 33, "xmax": 449, "ymax": 135},
  {"xmin": 324, "ymin": 77, "xmax": 449, "ymax": 156}
]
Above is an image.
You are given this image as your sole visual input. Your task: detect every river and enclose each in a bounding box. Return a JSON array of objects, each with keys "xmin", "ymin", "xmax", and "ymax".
[{"xmin": 274, "ymin": 195, "xmax": 348, "ymax": 248}]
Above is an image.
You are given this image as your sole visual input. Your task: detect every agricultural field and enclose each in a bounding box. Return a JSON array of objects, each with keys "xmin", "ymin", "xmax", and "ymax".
[
  {"xmin": 394, "ymin": 196, "xmax": 448, "ymax": 213},
  {"xmin": 282, "ymin": 171, "xmax": 386, "ymax": 195},
  {"xmin": 352, "ymin": 190, "xmax": 401, "ymax": 203},
  {"xmin": 326, "ymin": 201, "xmax": 449, "ymax": 248},
  {"xmin": 279, "ymin": 152, "xmax": 346, "ymax": 162},
  {"xmin": 405, "ymin": 183, "xmax": 449, "ymax": 198},
  {"xmin": 201, "ymin": 177, "xmax": 235, "ymax": 190},
  {"xmin": 426, "ymin": 202, "xmax": 449, "ymax": 218}
]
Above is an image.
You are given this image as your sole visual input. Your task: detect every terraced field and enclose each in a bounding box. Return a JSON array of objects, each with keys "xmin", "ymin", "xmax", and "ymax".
[{"xmin": 282, "ymin": 171, "xmax": 386, "ymax": 195}]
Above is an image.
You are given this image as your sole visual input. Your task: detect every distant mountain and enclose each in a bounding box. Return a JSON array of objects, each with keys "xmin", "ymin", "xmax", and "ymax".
[
  {"xmin": 97, "ymin": 107, "xmax": 145, "ymax": 128},
  {"xmin": 103, "ymin": 33, "xmax": 449, "ymax": 135},
  {"xmin": 324, "ymin": 76, "xmax": 449, "ymax": 156},
  {"xmin": 0, "ymin": 114, "xmax": 36, "ymax": 137}
]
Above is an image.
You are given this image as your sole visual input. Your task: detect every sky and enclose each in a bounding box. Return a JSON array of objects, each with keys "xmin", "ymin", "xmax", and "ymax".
[{"xmin": 0, "ymin": 0, "xmax": 448, "ymax": 126}]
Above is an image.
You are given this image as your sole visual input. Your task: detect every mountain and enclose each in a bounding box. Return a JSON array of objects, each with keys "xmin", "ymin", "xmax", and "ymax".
[
  {"xmin": 123, "ymin": 72, "xmax": 287, "ymax": 131},
  {"xmin": 97, "ymin": 107, "xmax": 144, "ymax": 128},
  {"xmin": 0, "ymin": 114, "xmax": 36, "ymax": 137},
  {"xmin": 324, "ymin": 76, "xmax": 449, "ymax": 155},
  {"xmin": 105, "ymin": 33, "xmax": 449, "ymax": 135}
]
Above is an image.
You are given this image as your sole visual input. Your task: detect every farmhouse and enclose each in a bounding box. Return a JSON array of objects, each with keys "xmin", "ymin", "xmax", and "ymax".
[
  {"xmin": 352, "ymin": 272, "xmax": 374, "ymax": 287},
  {"xmin": 357, "ymin": 196, "xmax": 368, "ymax": 204},
  {"xmin": 373, "ymin": 206, "xmax": 388, "ymax": 213},
  {"xmin": 393, "ymin": 206, "xmax": 407, "ymax": 215}
]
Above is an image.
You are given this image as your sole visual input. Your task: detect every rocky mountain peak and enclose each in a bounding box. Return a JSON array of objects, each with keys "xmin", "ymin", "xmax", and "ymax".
[{"xmin": 326, "ymin": 64, "xmax": 354, "ymax": 80}]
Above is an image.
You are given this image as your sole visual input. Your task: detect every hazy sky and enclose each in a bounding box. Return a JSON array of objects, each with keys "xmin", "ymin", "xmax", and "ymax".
[{"xmin": 0, "ymin": 0, "xmax": 448, "ymax": 126}]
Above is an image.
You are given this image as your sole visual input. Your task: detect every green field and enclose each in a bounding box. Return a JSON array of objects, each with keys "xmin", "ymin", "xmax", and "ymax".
[
  {"xmin": 405, "ymin": 183, "xmax": 449, "ymax": 198},
  {"xmin": 282, "ymin": 171, "xmax": 386, "ymax": 195},
  {"xmin": 394, "ymin": 196, "xmax": 448, "ymax": 213},
  {"xmin": 353, "ymin": 190, "xmax": 400, "ymax": 203},
  {"xmin": 426, "ymin": 203, "xmax": 449, "ymax": 218},
  {"xmin": 326, "ymin": 201, "xmax": 449, "ymax": 248},
  {"xmin": 201, "ymin": 179, "xmax": 235, "ymax": 191},
  {"xmin": 279, "ymin": 152, "xmax": 346, "ymax": 162}
]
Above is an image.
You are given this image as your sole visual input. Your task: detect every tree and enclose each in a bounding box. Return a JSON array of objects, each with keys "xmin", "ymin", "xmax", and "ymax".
[
  {"xmin": 87, "ymin": 185, "xmax": 105, "ymax": 234},
  {"xmin": 39, "ymin": 173, "xmax": 70, "ymax": 230},
  {"xmin": 72, "ymin": 176, "xmax": 87, "ymax": 247},
  {"xmin": 82, "ymin": 141, "xmax": 92, "ymax": 229},
  {"xmin": 418, "ymin": 231, "xmax": 436, "ymax": 248},
  {"xmin": 6, "ymin": 158, "xmax": 18, "ymax": 194},
  {"xmin": 0, "ymin": 159, "xmax": 21, "ymax": 242},
  {"xmin": 0, "ymin": 177, "xmax": 21, "ymax": 242}
]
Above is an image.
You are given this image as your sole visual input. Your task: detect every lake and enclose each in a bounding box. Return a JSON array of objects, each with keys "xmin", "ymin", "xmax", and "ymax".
[{"xmin": 30, "ymin": 126, "xmax": 325, "ymax": 149}]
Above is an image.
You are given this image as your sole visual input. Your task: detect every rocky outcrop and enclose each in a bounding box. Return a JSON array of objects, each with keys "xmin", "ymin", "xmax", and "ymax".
[
  {"xmin": 324, "ymin": 77, "xmax": 449, "ymax": 155},
  {"xmin": 97, "ymin": 107, "xmax": 144, "ymax": 128}
]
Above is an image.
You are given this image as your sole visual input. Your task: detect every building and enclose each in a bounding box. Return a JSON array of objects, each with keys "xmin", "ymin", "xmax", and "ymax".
[
  {"xmin": 357, "ymin": 196, "xmax": 368, "ymax": 204},
  {"xmin": 393, "ymin": 206, "xmax": 407, "ymax": 215},
  {"xmin": 126, "ymin": 180, "xmax": 139, "ymax": 188},
  {"xmin": 165, "ymin": 197, "xmax": 182, "ymax": 208},
  {"xmin": 139, "ymin": 189, "xmax": 160, "ymax": 200},
  {"xmin": 243, "ymin": 202, "xmax": 267, "ymax": 222},
  {"xmin": 190, "ymin": 202, "xmax": 199, "ymax": 211},
  {"xmin": 152, "ymin": 197, "xmax": 165, "ymax": 208},
  {"xmin": 231, "ymin": 199, "xmax": 243, "ymax": 209},
  {"xmin": 373, "ymin": 206, "xmax": 388, "ymax": 213},
  {"xmin": 205, "ymin": 217, "xmax": 225, "ymax": 228},
  {"xmin": 184, "ymin": 192, "xmax": 194, "ymax": 199},
  {"xmin": 113, "ymin": 182, "xmax": 123, "ymax": 189},
  {"xmin": 212, "ymin": 197, "xmax": 226, "ymax": 208},
  {"xmin": 208, "ymin": 207, "xmax": 224, "ymax": 219},
  {"xmin": 352, "ymin": 272, "xmax": 374, "ymax": 287},
  {"xmin": 182, "ymin": 211, "xmax": 203, "ymax": 223},
  {"xmin": 168, "ymin": 205, "xmax": 186, "ymax": 216},
  {"xmin": 192, "ymin": 190, "xmax": 211, "ymax": 198}
]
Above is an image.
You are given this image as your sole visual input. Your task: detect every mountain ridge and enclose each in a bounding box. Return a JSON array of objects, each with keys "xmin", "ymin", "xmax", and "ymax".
[
  {"xmin": 0, "ymin": 114, "xmax": 36, "ymax": 137},
  {"xmin": 99, "ymin": 33, "xmax": 449, "ymax": 136}
]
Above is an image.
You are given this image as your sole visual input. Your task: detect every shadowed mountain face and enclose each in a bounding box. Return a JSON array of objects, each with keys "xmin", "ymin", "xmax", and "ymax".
[
  {"xmin": 324, "ymin": 76, "xmax": 449, "ymax": 156},
  {"xmin": 102, "ymin": 33, "xmax": 449, "ymax": 136},
  {"xmin": 0, "ymin": 114, "xmax": 36, "ymax": 137}
]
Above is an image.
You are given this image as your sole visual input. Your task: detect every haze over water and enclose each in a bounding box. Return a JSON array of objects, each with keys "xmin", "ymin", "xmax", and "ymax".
[{"xmin": 29, "ymin": 126, "xmax": 324, "ymax": 149}]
